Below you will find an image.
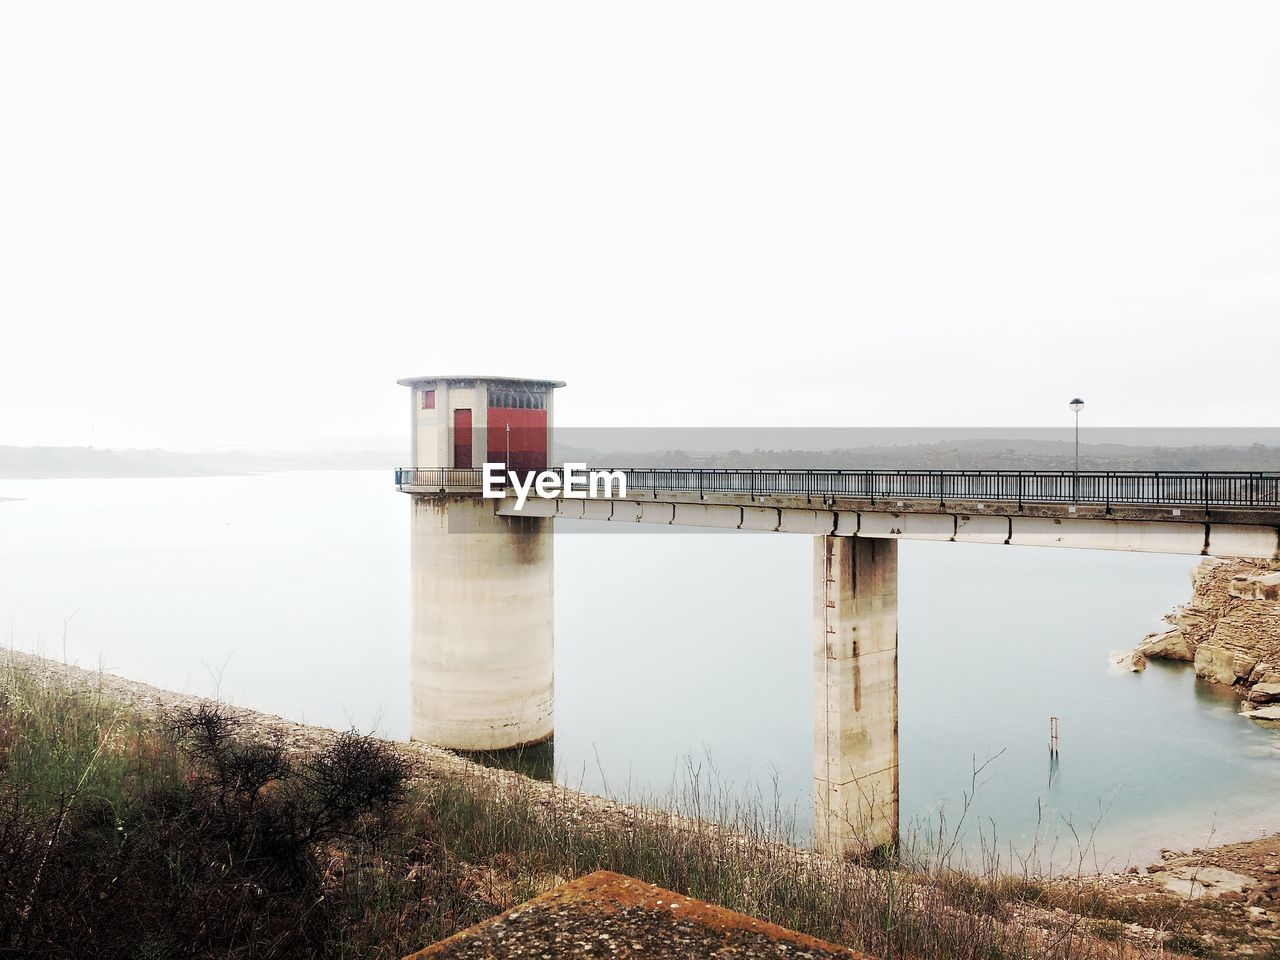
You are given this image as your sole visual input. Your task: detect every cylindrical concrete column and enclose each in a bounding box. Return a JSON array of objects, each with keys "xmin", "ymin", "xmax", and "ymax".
[
  {"xmin": 813, "ymin": 534, "xmax": 899, "ymax": 855},
  {"xmin": 410, "ymin": 494, "xmax": 554, "ymax": 749}
]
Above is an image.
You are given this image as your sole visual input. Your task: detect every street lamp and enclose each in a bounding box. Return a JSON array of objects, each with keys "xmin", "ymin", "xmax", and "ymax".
[{"xmin": 1069, "ymin": 398, "xmax": 1084, "ymax": 500}]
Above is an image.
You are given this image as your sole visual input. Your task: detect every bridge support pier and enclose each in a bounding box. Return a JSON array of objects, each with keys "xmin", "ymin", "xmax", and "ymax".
[
  {"xmin": 813, "ymin": 535, "xmax": 899, "ymax": 856},
  {"xmin": 409, "ymin": 494, "xmax": 554, "ymax": 750}
]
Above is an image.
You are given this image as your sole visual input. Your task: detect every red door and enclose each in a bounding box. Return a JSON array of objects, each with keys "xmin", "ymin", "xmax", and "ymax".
[
  {"xmin": 485, "ymin": 409, "xmax": 548, "ymax": 473},
  {"xmin": 453, "ymin": 409, "xmax": 472, "ymax": 469}
]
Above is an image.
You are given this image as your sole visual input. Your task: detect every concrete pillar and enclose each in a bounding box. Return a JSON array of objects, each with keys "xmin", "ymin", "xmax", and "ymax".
[
  {"xmin": 409, "ymin": 494, "xmax": 554, "ymax": 749},
  {"xmin": 813, "ymin": 535, "xmax": 898, "ymax": 855}
]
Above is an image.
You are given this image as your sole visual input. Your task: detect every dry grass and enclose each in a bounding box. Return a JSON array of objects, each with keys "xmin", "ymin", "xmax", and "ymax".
[{"xmin": 0, "ymin": 657, "xmax": 1199, "ymax": 959}]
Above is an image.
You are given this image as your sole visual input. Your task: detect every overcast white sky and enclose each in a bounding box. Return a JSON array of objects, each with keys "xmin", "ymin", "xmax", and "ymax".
[{"xmin": 2, "ymin": 2, "xmax": 1277, "ymax": 450}]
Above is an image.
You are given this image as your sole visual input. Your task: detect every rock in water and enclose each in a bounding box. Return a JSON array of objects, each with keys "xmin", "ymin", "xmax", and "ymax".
[
  {"xmin": 1195, "ymin": 645, "xmax": 1244, "ymax": 685},
  {"xmin": 1248, "ymin": 682, "xmax": 1280, "ymax": 703},
  {"xmin": 1247, "ymin": 662, "xmax": 1280, "ymax": 684},
  {"xmin": 1137, "ymin": 628, "xmax": 1191, "ymax": 661},
  {"xmin": 1241, "ymin": 704, "xmax": 1280, "ymax": 721},
  {"xmin": 1110, "ymin": 649, "xmax": 1148, "ymax": 672},
  {"xmin": 1234, "ymin": 652, "xmax": 1261, "ymax": 679}
]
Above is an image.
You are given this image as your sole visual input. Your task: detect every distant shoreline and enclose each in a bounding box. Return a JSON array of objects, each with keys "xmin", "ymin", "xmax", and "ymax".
[
  {"xmin": 0, "ymin": 469, "xmax": 380, "ymax": 482},
  {"xmin": 3, "ymin": 438, "xmax": 1278, "ymax": 481},
  {"xmin": 0, "ymin": 445, "xmax": 404, "ymax": 480}
]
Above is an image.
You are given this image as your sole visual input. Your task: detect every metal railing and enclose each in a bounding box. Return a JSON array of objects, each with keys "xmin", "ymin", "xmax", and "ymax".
[
  {"xmin": 395, "ymin": 468, "xmax": 491, "ymax": 489},
  {"xmin": 395, "ymin": 467, "xmax": 1280, "ymax": 510}
]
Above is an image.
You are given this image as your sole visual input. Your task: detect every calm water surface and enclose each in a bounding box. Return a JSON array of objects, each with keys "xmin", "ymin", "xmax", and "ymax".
[{"xmin": 2, "ymin": 471, "xmax": 1277, "ymax": 870}]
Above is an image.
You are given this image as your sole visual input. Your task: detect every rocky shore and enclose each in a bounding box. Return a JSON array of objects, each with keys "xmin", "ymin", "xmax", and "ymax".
[
  {"xmin": 1127, "ymin": 558, "xmax": 1280, "ymax": 718},
  {"xmin": 3, "ymin": 649, "xmax": 1157, "ymax": 958},
  {"xmin": 22, "ymin": 648, "xmax": 1280, "ymax": 954}
]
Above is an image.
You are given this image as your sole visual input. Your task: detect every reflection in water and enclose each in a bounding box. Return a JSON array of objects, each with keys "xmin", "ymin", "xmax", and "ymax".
[
  {"xmin": 557, "ymin": 525, "xmax": 1280, "ymax": 870},
  {"xmin": 2, "ymin": 473, "xmax": 1279, "ymax": 871},
  {"xmin": 1189, "ymin": 664, "xmax": 1249, "ymax": 711}
]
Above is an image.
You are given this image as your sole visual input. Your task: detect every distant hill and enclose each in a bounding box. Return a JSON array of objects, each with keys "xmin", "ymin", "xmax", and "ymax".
[
  {"xmin": 5, "ymin": 438, "xmax": 1278, "ymax": 479},
  {"xmin": 0, "ymin": 446, "xmax": 405, "ymax": 479},
  {"xmin": 555, "ymin": 439, "xmax": 1280, "ymax": 472}
]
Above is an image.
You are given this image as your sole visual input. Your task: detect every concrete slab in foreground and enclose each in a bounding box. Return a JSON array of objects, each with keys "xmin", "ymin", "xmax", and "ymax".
[{"xmin": 403, "ymin": 870, "xmax": 868, "ymax": 959}]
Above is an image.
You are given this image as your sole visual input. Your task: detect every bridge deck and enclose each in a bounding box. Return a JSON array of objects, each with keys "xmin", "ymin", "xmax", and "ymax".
[{"xmin": 395, "ymin": 467, "xmax": 1280, "ymax": 521}]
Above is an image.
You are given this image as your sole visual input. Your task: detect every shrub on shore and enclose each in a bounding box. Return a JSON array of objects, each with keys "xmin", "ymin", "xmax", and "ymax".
[
  {"xmin": 0, "ymin": 660, "xmax": 1185, "ymax": 959},
  {"xmin": 0, "ymin": 671, "xmax": 416, "ymax": 959}
]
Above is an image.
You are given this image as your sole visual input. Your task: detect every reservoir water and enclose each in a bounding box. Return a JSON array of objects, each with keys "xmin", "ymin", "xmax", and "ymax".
[{"xmin": 2, "ymin": 470, "xmax": 1278, "ymax": 871}]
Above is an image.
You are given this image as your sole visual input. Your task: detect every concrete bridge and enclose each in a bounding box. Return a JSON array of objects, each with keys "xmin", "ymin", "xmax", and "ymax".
[{"xmin": 396, "ymin": 374, "xmax": 1280, "ymax": 856}]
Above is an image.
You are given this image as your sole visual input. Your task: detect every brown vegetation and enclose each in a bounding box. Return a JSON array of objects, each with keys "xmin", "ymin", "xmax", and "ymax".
[{"xmin": 0, "ymin": 651, "xmax": 1239, "ymax": 958}]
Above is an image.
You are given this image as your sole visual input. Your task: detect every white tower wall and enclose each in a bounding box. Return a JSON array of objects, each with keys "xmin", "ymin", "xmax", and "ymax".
[
  {"xmin": 400, "ymin": 374, "xmax": 563, "ymax": 751},
  {"xmin": 409, "ymin": 494, "xmax": 554, "ymax": 748}
]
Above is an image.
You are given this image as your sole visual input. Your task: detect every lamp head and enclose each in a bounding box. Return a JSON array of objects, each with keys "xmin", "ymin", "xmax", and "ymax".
[{"xmin": 1069, "ymin": 398, "xmax": 1084, "ymax": 413}]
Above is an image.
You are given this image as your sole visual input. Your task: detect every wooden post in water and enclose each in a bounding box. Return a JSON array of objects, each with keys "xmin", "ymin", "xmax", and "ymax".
[{"xmin": 1049, "ymin": 716, "xmax": 1060, "ymax": 756}]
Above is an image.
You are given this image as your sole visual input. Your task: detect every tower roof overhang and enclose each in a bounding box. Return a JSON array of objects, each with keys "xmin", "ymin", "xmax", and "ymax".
[{"xmin": 397, "ymin": 375, "xmax": 566, "ymax": 389}]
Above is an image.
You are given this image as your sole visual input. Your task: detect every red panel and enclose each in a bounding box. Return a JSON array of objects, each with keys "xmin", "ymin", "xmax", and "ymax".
[
  {"xmin": 487, "ymin": 407, "xmax": 548, "ymax": 475},
  {"xmin": 453, "ymin": 408, "xmax": 472, "ymax": 468}
]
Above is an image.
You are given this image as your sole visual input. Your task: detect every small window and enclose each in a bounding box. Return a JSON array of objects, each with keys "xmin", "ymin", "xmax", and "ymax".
[{"xmin": 422, "ymin": 389, "xmax": 435, "ymax": 410}]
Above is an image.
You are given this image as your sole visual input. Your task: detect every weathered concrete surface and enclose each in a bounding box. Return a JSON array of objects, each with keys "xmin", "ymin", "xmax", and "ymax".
[
  {"xmin": 580, "ymin": 498, "xmax": 613, "ymax": 521},
  {"xmin": 953, "ymin": 514, "xmax": 1010, "ymax": 544},
  {"xmin": 814, "ymin": 536, "xmax": 898, "ymax": 856},
  {"xmin": 403, "ymin": 871, "xmax": 868, "ymax": 959},
  {"xmin": 410, "ymin": 494, "xmax": 554, "ymax": 750},
  {"xmin": 500, "ymin": 496, "xmax": 556, "ymax": 518},
  {"xmin": 834, "ymin": 511, "xmax": 860, "ymax": 536},
  {"xmin": 499, "ymin": 490, "xmax": 1280, "ymax": 558},
  {"xmin": 1209, "ymin": 525, "xmax": 1280, "ymax": 561},
  {"xmin": 402, "ymin": 377, "xmax": 563, "ymax": 753},
  {"xmin": 604, "ymin": 499, "xmax": 644, "ymax": 523},
  {"xmin": 638, "ymin": 501, "xmax": 676, "ymax": 525},
  {"xmin": 555, "ymin": 499, "xmax": 586, "ymax": 520},
  {"xmin": 672, "ymin": 502, "xmax": 741, "ymax": 528},
  {"xmin": 857, "ymin": 511, "xmax": 953, "ymax": 541},
  {"xmin": 1008, "ymin": 516, "xmax": 1207, "ymax": 554},
  {"xmin": 741, "ymin": 505, "xmax": 781, "ymax": 531},
  {"xmin": 780, "ymin": 508, "xmax": 836, "ymax": 535}
]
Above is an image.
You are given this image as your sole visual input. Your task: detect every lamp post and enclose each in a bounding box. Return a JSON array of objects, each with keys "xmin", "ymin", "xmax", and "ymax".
[{"xmin": 1069, "ymin": 398, "xmax": 1084, "ymax": 501}]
